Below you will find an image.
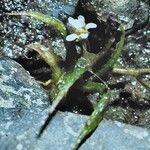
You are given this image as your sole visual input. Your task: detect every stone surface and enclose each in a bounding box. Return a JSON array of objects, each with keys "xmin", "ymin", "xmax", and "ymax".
[
  {"xmin": 91, "ymin": 0, "xmax": 150, "ymax": 68},
  {"xmin": 0, "ymin": 1, "xmax": 150, "ymax": 149},
  {"xmin": 1, "ymin": 0, "xmax": 149, "ymax": 58},
  {"xmin": 0, "ymin": 57, "xmax": 49, "ymax": 109},
  {"xmin": 81, "ymin": 119, "xmax": 150, "ymax": 150},
  {"xmin": 0, "ymin": 0, "xmax": 78, "ymax": 58},
  {"xmin": 105, "ymin": 75, "xmax": 150, "ymax": 128},
  {"xmin": 0, "ymin": 57, "xmax": 49, "ymax": 149},
  {"xmin": 93, "ymin": 0, "xmax": 149, "ymax": 28},
  {"xmin": 0, "ymin": 57, "xmax": 150, "ymax": 150}
]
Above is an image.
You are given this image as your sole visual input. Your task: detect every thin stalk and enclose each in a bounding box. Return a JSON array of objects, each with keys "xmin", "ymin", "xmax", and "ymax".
[
  {"xmin": 113, "ymin": 68, "xmax": 150, "ymax": 77},
  {"xmin": 137, "ymin": 77, "xmax": 150, "ymax": 89},
  {"xmin": 81, "ymin": 41, "xmax": 96, "ymax": 67},
  {"xmin": 81, "ymin": 81, "xmax": 106, "ymax": 93}
]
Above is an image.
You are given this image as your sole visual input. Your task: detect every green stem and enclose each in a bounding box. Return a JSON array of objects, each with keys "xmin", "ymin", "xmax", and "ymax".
[
  {"xmin": 50, "ymin": 66, "xmax": 87, "ymax": 109},
  {"xmin": 72, "ymin": 92, "xmax": 111, "ymax": 150},
  {"xmin": 81, "ymin": 81, "xmax": 106, "ymax": 93},
  {"xmin": 113, "ymin": 68, "xmax": 150, "ymax": 77},
  {"xmin": 137, "ymin": 77, "xmax": 150, "ymax": 89},
  {"xmin": 81, "ymin": 41, "xmax": 96, "ymax": 67}
]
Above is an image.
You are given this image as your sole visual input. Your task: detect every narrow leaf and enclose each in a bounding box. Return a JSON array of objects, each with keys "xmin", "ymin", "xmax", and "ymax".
[
  {"xmin": 72, "ymin": 92, "xmax": 111, "ymax": 150},
  {"xmin": 38, "ymin": 66, "xmax": 87, "ymax": 137},
  {"xmin": 95, "ymin": 25, "xmax": 125, "ymax": 77},
  {"xmin": 27, "ymin": 42, "xmax": 62, "ymax": 81}
]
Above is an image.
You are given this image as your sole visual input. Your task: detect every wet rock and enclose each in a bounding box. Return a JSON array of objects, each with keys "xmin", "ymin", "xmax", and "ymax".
[
  {"xmin": 81, "ymin": 119, "xmax": 150, "ymax": 150},
  {"xmin": 0, "ymin": 57, "xmax": 149, "ymax": 149},
  {"xmin": 105, "ymin": 75, "xmax": 150, "ymax": 128},
  {"xmin": 0, "ymin": 57, "xmax": 49, "ymax": 108},
  {"xmin": 36, "ymin": 0, "xmax": 78, "ymax": 19},
  {"xmin": 0, "ymin": 56, "xmax": 49, "ymax": 148},
  {"xmin": 123, "ymin": 25, "xmax": 150, "ymax": 68},
  {"xmin": 0, "ymin": 0, "xmax": 78, "ymax": 58},
  {"xmin": 89, "ymin": 0, "xmax": 149, "ymax": 68},
  {"xmin": 92, "ymin": 0, "xmax": 149, "ymax": 29}
]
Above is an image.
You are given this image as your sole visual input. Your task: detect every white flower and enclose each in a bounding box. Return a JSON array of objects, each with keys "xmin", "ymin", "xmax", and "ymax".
[{"xmin": 66, "ymin": 15, "xmax": 97, "ymax": 42}]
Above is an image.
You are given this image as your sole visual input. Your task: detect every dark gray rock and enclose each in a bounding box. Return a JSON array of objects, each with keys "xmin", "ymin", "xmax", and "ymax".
[
  {"xmin": 0, "ymin": 56, "xmax": 50, "ymax": 149},
  {"xmin": 0, "ymin": 0, "xmax": 78, "ymax": 58},
  {"xmin": 93, "ymin": 0, "xmax": 149, "ymax": 29},
  {"xmin": 1, "ymin": 110, "xmax": 150, "ymax": 150},
  {"xmin": 0, "ymin": 57, "xmax": 49, "ymax": 109},
  {"xmin": 91, "ymin": 0, "xmax": 150, "ymax": 68},
  {"xmin": 105, "ymin": 75, "xmax": 150, "ymax": 128},
  {"xmin": 81, "ymin": 119, "xmax": 150, "ymax": 150}
]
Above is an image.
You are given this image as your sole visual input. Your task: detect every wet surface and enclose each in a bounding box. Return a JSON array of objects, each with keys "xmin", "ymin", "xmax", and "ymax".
[{"xmin": 0, "ymin": 0, "xmax": 150, "ymax": 129}]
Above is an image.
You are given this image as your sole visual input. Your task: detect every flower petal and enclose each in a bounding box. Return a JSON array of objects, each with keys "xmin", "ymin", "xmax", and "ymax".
[
  {"xmin": 78, "ymin": 15, "xmax": 85, "ymax": 21},
  {"xmin": 67, "ymin": 15, "xmax": 86, "ymax": 29},
  {"xmin": 68, "ymin": 19, "xmax": 82, "ymax": 29},
  {"xmin": 80, "ymin": 33, "xmax": 89, "ymax": 39},
  {"xmin": 68, "ymin": 17, "xmax": 75, "ymax": 26},
  {"xmin": 78, "ymin": 15, "xmax": 85, "ymax": 27},
  {"xmin": 66, "ymin": 33, "xmax": 78, "ymax": 41},
  {"xmin": 85, "ymin": 23, "xmax": 97, "ymax": 30},
  {"xmin": 73, "ymin": 20, "xmax": 84, "ymax": 28},
  {"xmin": 68, "ymin": 17, "xmax": 79, "ymax": 28}
]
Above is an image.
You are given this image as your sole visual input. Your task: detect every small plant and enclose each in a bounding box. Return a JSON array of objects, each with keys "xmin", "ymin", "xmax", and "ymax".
[{"xmin": 7, "ymin": 10, "xmax": 150, "ymax": 150}]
